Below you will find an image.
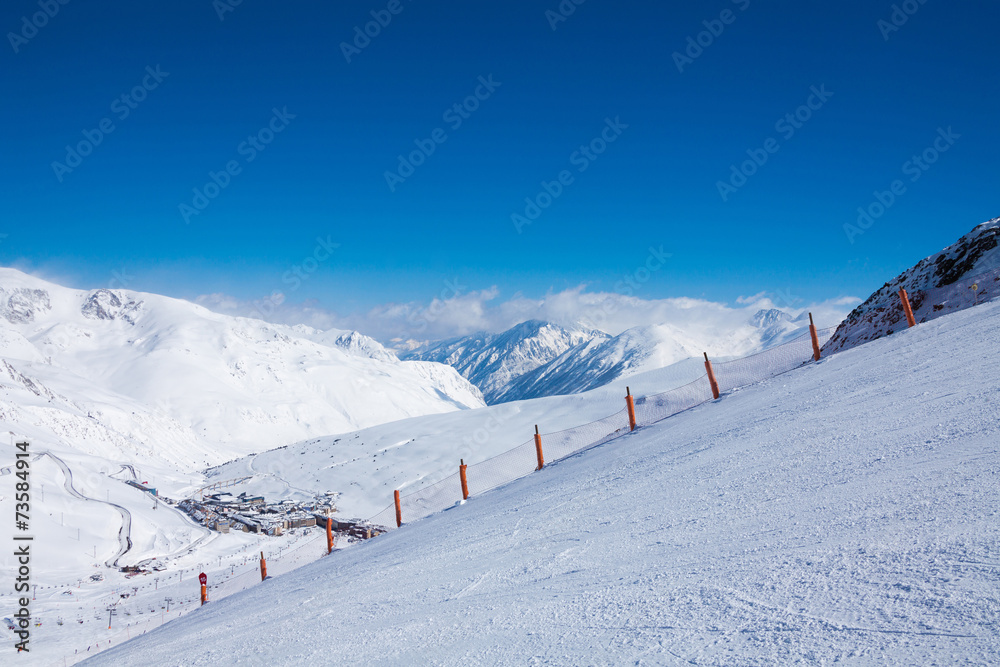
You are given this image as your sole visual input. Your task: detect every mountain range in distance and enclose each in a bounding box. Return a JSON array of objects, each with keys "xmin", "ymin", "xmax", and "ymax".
[{"xmin": 402, "ymin": 310, "xmax": 808, "ymax": 404}]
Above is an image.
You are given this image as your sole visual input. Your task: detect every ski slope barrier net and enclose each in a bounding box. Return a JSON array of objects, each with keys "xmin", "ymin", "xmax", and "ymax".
[{"xmin": 368, "ymin": 324, "xmax": 839, "ymax": 532}]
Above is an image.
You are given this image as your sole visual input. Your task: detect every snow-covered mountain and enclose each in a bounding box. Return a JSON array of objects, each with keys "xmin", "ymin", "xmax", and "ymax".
[
  {"xmin": 824, "ymin": 217, "xmax": 1000, "ymax": 354},
  {"xmin": 499, "ymin": 311, "xmax": 807, "ymax": 402},
  {"xmin": 0, "ymin": 268, "xmax": 484, "ymax": 469},
  {"xmin": 402, "ymin": 320, "xmax": 608, "ymax": 403},
  {"xmin": 499, "ymin": 323, "xmax": 697, "ymax": 402},
  {"xmin": 404, "ymin": 312, "xmax": 809, "ymax": 405}
]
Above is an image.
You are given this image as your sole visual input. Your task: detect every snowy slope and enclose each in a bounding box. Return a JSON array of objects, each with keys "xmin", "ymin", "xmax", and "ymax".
[
  {"xmin": 202, "ymin": 345, "xmax": 725, "ymax": 520},
  {"xmin": 83, "ymin": 294, "xmax": 1000, "ymax": 666},
  {"xmin": 824, "ymin": 216, "xmax": 1000, "ymax": 354},
  {"xmin": 403, "ymin": 320, "xmax": 608, "ymax": 403},
  {"xmin": 202, "ymin": 316, "xmax": 809, "ymax": 520},
  {"xmin": 0, "ymin": 268, "xmax": 484, "ymax": 469}
]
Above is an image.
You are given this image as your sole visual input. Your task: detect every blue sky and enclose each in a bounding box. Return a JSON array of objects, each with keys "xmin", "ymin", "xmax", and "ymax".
[{"xmin": 2, "ymin": 0, "xmax": 997, "ymax": 339}]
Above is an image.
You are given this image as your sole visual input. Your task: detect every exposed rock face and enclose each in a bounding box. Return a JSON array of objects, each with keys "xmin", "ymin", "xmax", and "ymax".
[
  {"xmin": 81, "ymin": 289, "xmax": 144, "ymax": 324},
  {"xmin": 2, "ymin": 288, "xmax": 51, "ymax": 323},
  {"xmin": 403, "ymin": 320, "xmax": 609, "ymax": 403},
  {"xmin": 823, "ymin": 217, "xmax": 1000, "ymax": 355}
]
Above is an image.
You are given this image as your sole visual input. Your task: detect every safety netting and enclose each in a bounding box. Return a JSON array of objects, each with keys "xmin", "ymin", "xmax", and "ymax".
[
  {"xmin": 712, "ymin": 326, "xmax": 836, "ymax": 394},
  {"xmin": 368, "ymin": 324, "xmax": 838, "ymax": 531},
  {"xmin": 633, "ymin": 374, "xmax": 713, "ymax": 427}
]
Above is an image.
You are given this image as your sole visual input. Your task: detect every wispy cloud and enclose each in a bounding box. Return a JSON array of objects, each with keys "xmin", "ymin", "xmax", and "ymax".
[{"xmin": 197, "ymin": 285, "xmax": 860, "ymax": 347}]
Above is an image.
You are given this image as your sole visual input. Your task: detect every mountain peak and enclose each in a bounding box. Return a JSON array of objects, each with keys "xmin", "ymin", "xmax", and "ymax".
[
  {"xmin": 403, "ymin": 319, "xmax": 609, "ymax": 403},
  {"xmin": 749, "ymin": 308, "xmax": 791, "ymax": 328}
]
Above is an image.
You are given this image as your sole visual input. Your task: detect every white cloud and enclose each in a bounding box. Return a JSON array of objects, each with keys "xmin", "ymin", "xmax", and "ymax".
[{"xmin": 197, "ymin": 285, "xmax": 861, "ymax": 347}]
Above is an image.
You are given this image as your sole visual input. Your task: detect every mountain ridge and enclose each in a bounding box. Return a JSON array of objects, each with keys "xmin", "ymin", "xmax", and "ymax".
[{"xmin": 0, "ymin": 267, "xmax": 485, "ymax": 469}]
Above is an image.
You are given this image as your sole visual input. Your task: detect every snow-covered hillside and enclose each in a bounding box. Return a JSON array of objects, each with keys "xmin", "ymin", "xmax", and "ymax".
[
  {"xmin": 83, "ymin": 288, "xmax": 1000, "ymax": 666},
  {"xmin": 824, "ymin": 217, "xmax": 999, "ymax": 354},
  {"xmin": 0, "ymin": 268, "xmax": 484, "ymax": 469}
]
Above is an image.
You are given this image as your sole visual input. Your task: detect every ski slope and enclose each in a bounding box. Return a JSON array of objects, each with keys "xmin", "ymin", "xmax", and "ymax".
[
  {"xmin": 203, "ymin": 352, "xmax": 713, "ymax": 520},
  {"xmin": 83, "ymin": 297, "xmax": 1000, "ymax": 665}
]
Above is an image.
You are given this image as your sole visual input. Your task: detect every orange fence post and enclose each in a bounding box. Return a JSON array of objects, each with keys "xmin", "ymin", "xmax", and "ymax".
[
  {"xmin": 394, "ymin": 489, "xmax": 402, "ymax": 527},
  {"xmin": 809, "ymin": 313, "xmax": 821, "ymax": 362},
  {"xmin": 259, "ymin": 551, "xmax": 267, "ymax": 581},
  {"xmin": 704, "ymin": 353, "xmax": 720, "ymax": 400},
  {"xmin": 534, "ymin": 425, "xmax": 544, "ymax": 470},
  {"xmin": 326, "ymin": 517, "xmax": 334, "ymax": 554},
  {"xmin": 460, "ymin": 459, "xmax": 470, "ymax": 500},
  {"xmin": 200, "ymin": 584, "xmax": 207, "ymax": 606},
  {"xmin": 898, "ymin": 287, "xmax": 916, "ymax": 327},
  {"xmin": 626, "ymin": 387, "xmax": 637, "ymax": 431}
]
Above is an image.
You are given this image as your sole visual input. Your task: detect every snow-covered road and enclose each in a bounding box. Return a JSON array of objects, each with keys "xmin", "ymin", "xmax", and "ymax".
[
  {"xmin": 42, "ymin": 451, "xmax": 134, "ymax": 567},
  {"xmin": 81, "ymin": 298, "xmax": 1000, "ymax": 665}
]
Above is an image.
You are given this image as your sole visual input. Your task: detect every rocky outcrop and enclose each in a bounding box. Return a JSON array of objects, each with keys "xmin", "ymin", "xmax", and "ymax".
[
  {"xmin": 1, "ymin": 288, "xmax": 51, "ymax": 323},
  {"xmin": 81, "ymin": 289, "xmax": 144, "ymax": 325},
  {"xmin": 823, "ymin": 217, "xmax": 1000, "ymax": 354}
]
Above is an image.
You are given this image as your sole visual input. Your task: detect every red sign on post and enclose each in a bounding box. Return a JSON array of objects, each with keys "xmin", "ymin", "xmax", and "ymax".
[{"xmin": 198, "ymin": 572, "xmax": 207, "ymax": 585}]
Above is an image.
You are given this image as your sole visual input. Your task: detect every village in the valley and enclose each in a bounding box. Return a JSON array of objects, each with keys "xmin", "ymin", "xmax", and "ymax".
[
  {"xmin": 116, "ymin": 478, "xmax": 386, "ymax": 578},
  {"xmin": 174, "ymin": 489, "xmax": 386, "ymax": 540}
]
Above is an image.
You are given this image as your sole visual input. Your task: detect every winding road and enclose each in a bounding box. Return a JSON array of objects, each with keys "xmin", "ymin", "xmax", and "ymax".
[{"xmin": 41, "ymin": 451, "xmax": 135, "ymax": 567}]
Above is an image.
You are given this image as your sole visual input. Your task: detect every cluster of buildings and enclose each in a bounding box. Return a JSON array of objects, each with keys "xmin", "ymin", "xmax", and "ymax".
[{"xmin": 177, "ymin": 491, "xmax": 384, "ymax": 539}]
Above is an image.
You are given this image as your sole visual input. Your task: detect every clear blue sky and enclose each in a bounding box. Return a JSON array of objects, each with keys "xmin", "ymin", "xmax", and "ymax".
[{"xmin": 2, "ymin": 0, "xmax": 997, "ymax": 322}]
